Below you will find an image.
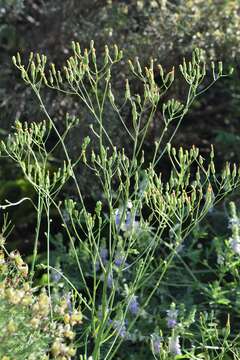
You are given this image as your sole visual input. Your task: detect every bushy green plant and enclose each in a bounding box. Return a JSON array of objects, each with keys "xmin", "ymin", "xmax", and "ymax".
[
  {"xmin": 1, "ymin": 42, "xmax": 240, "ymax": 359},
  {"xmin": 0, "ymin": 233, "xmax": 82, "ymax": 359}
]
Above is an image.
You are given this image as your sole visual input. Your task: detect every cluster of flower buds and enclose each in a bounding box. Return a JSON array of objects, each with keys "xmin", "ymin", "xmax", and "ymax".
[
  {"xmin": 51, "ymin": 338, "xmax": 77, "ymax": 359},
  {"xmin": 50, "ymin": 307, "xmax": 82, "ymax": 359},
  {"xmin": 0, "ymin": 250, "xmax": 7, "ymax": 273},
  {"xmin": 63, "ymin": 309, "xmax": 83, "ymax": 327},
  {"xmin": 1, "ymin": 283, "xmax": 50, "ymax": 336},
  {"xmin": 49, "ymin": 295, "xmax": 83, "ymax": 359},
  {"xmin": 4, "ymin": 285, "xmax": 31, "ymax": 306},
  {"xmin": 0, "ymin": 249, "xmax": 82, "ymax": 359},
  {"xmin": 9, "ymin": 249, "xmax": 29, "ymax": 277},
  {"xmin": 32, "ymin": 290, "xmax": 51, "ymax": 319}
]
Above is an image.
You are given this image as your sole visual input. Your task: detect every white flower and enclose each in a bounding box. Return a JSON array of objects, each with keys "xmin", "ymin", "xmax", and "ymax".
[
  {"xmin": 169, "ymin": 335, "xmax": 182, "ymax": 356},
  {"xmin": 230, "ymin": 237, "xmax": 240, "ymax": 255}
]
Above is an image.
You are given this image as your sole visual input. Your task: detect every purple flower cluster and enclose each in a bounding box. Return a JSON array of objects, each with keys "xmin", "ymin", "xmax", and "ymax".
[
  {"xmin": 107, "ymin": 273, "xmax": 113, "ymax": 288},
  {"xmin": 128, "ymin": 295, "xmax": 139, "ymax": 315},
  {"xmin": 115, "ymin": 209, "xmax": 121, "ymax": 227},
  {"xmin": 150, "ymin": 333, "xmax": 182, "ymax": 356},
  {"xmin": 110, "ymin": 319, "xmax": 127, "ymax": 338},
  {"xmin": 115, "ymin": 201, "xmax": 139, "ymax": 232},
  {"xmin": 114, "ymin": 253, "xmax": 125, "ymax": 267},
  {"xmin": 151, "ymin": 334, "xmax": 162, "ymax": 354},
  {"xmin": 95, "ymin": 247, "xmax": 108, "ymax": 271},
  {"xmin": 125, "ymin": 211, "xmax": 132, "ymax": 230},
  {"xmin": 166, "ymin": 308, "xmax": 178, "ymax": 328},
  {"xmin": 51, "ymin": 269, "xmax": 62, "ymax": 283},
  {"xmin": 100, "ymin": 247, "xmax": 108, "ymax": 265}
]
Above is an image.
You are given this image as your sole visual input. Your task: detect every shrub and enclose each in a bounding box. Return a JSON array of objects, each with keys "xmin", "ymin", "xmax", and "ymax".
[{"xmin": 0, "ymin": 238, "xmax": 82, "ymax": 359}]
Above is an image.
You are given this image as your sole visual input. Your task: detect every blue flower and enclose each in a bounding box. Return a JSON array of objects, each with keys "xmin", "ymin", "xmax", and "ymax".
[
  {"xmin": 51, "ymin": 269, "xmax": 62, "ymax": 283},
  {"xmin": 125, "ymin": 210, "xmax": 132, "ymax": 229},
  {"xmin": 122, "ymin": 212, "xmax": 139, "ymax": 232},
  {"xmin": 167, "ymin": 318, "xmax": 177, "ymax": 328},
  {"xmin": 100, "ymin": 247, "xmax": 108, "ymax": 265},
  {"xmin": 114, "ymin": 253, "xmax": 125, "ymax": 267},
  {"xmin": 166, "ymin": 308, "xmax": 178, "ymax": 328},
  {"xmin": 115, "ymin": 209, "xmax": 121, "ymax": 227},
  {"xmin": 114, "ymin": 201, "xmax": 139, "ymax": 233},
  {"xmin": 111, "ymin": 319, "xmax": 127, "ymax": 338},
  {"xmin": 95, "ymin": 247, "xmax": 108, "ymax": 271},
  {"xmin": 128, "ymin": 295, "xmax": 139, "ymax": 315},
  {"xmin": 151, "ymin": 334, "xmax": 162, "ymax": 354}
]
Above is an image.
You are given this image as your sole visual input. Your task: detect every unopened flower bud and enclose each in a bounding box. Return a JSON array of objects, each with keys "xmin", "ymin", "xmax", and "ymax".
[
  {"xmin": 18, "ymin": 263, "xmax": 29, "ymax": 277},
  {"xmin": 64, "ymin": 313, "xmax": 70, "ymax": 324},
  {"xmin": 51, "ymin": 340, "xmax": 62, "ymax": 357},
  {"xmin": 67, "ymin": 347, "xmax": 76, "ymax": 356},
  {"xmin": 70, "ymin": 310, "xmax": 83, "ymax": 326},
  {"xmin": 7, "ymin": 319, "xmax": 17, "ymax": 333},
  {"xmin": 30, "ymin": 317, "xmax": 40, "ymax": 329}
]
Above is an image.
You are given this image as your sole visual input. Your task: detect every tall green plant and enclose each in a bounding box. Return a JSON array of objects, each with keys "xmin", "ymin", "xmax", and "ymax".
[{"xmin": 0, "ymin": 42, "xmax": 239, "ymax": 359}]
